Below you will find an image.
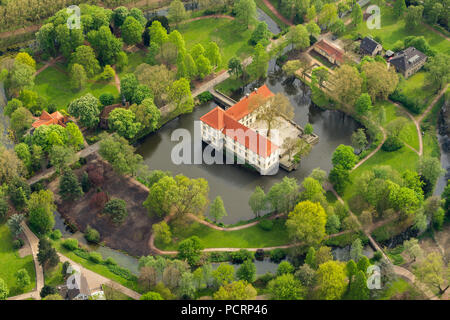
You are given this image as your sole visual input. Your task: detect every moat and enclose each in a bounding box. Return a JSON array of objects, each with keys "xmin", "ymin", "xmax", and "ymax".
[{"xmin": 136, "ymin": 68, "xmax": 362, "ymax": 224}]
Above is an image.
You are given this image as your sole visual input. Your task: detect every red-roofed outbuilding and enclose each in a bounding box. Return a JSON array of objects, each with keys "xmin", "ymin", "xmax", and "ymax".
[{"xmin": 32, "ymin": 111, "xmax": 69, "ymax": 128}]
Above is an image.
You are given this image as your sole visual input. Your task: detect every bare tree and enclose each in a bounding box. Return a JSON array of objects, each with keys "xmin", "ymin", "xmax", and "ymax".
[{"xmin": 250, "ymin": 93, "xmax": 294, "ymax": 138}]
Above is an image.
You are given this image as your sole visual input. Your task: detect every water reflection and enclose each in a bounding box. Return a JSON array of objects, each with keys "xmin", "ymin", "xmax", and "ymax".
[
  {"xmin": 53, "ymin": 211, "xmax": 140, "ymax": 275},
  {"xmin": 212, "ymin": 258, "xmax": 283, "ymax": 275},
  {"xmin": 137, "ymin": 71, "xmax": 361, "ymax": 223}
]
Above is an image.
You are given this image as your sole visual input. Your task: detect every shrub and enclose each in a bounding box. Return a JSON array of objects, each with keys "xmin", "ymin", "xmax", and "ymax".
[
  {"xmin": 90, "ymin": 191, "xmax": 108, "ymax": 210},
  {"xmin": 208, "ymin": 252, "xmax": 231, "ymax": 263},
  {"xmin": 255, "ymin": 249, "xmax": 265, "ymax": 261},
  {"xmin": 13, "ymin": 239, "xmax": 24, "ymax": 249},
  {"xmin": 256, "ymin": 272, "xmax": 275, "ymax": 286},
  {"xmin": 89, "ymin": 252, "xmax": 103, "ymax": 264},
  {"xmin": 269, "ymin": 249, "xmax": 286, "ymax": 263},
  {"xmin": 259, "ymin": 219, "xmax": 274, "ymax": 231},
  {"xmin": 277, "ymin": 261, "xmax": 294, "ymax": 275},
  {"xmin": 50, "ymin": 229, "xmax": 62, "ymax": 240},
  {"xmin": 40, "ymin": 285, "xmax": 57, "ymax": 298},
  {"xmin": 99, "ymin": 93, "xmax": 115, "ymax": 106},
  {"xmin": 389, "ymin": 90, "xmax": 421, "ymax": 114},
  {"xmin": 372, "ymin": 251, "xmax": 382, "ymax": 262},
  {"xmin": 106, "ymin": 264, "xmax": 137, "ymax": 281},
  {"xmin": 230, "ymin": 249, "xmax": 254, "ymax": 264},
  {"xmin": 62, "ymin": 261, "xmax": 71, "ymax": 276},
  {"xmin": 62, "ymin": 238, "xmax": 78, "ymax": 251},
  {"xmin": 382, "ymin": 135, "xmax": 404, "ymax": 152},
  {"xmin": 103, "ymin": 198, "xmax": 128, "ymax": 224},
  {"xmin": 74, "ymin": 248, "xmax": 90, "ymax": 260},
  {"xmin": 105, "ymin": 257, "xmax": 117, "ymax": 265},
  {"xmin": 84, "ymin": 226, "xmax": 100, "ymax": 243},
  {"xmin": 197, "ymin": 91, "xmax": 214, "ymax": 103}
]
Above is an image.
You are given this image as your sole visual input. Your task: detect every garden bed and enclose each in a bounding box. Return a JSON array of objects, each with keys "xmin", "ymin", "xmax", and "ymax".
[{"xmin": 47, "ymin": 156, "xmax": 160, "ymax": 257}]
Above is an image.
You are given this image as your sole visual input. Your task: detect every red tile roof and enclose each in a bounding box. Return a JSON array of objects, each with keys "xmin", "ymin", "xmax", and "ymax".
[
  {"xmin": 32, "ymin": 111, "xmax": 68, "ymax": 128},
  {"xmin": 200, "ymin": 85, "xmax": 278, "ymax": 158},
  {"xmin": 315, "ymin": 39, "xmax": 345, "ymax": 64},
  {"xmin": 225, "ymin": 84, "xmax": 274, "ymax": 121}
]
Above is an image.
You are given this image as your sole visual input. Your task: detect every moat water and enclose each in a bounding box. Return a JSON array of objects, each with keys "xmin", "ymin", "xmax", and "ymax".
[{"xmin": 136, "ymin": 66, "xmax": 362, "ymax": 224}]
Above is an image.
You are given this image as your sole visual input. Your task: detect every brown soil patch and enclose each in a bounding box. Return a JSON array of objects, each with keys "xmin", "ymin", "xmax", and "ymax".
[{"xmin": 48, "ymin": 155, "xmax": 160, "ymax": 257}]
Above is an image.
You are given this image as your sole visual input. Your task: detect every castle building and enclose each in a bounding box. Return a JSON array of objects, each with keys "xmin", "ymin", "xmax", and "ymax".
[{"xmin": 200, "ymin": 85, "xmax": 280, "ymax": 175}]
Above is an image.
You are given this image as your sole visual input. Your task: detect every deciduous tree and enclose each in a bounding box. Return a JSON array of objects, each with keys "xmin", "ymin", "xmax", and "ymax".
[
  {"xmin": 213, "ymin": 280, "xmax": 257, "ymax": 300},
  {"xmin": 68, "ymin": 93, "xmax": 100, "ymax": 128},
  {"xmin": 234, "ymin": 0, "xmax": 257, "ymax": 29},
  {"xmin": 267, "ymin": 274, "xmax": 305, "ymax": 300},
  {"xmin": 286, "ymin": 200, "xmax": 327, "ymax": 247},
  {"xmin": 316, "ymin": 261, "xmax": 347, "ymax": 300},
  {"xmin": 209, "ymin": 196, "xmax": 228, "ymax": 222},
  {"xmin": 121, "ymin": 16, "xmax": 144, "ymax": 45}
]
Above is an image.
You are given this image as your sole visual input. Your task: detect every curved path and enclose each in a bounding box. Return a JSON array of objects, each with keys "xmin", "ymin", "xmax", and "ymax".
[
  {"xmin": 150, "ymin": 229, "xmax": 351, "ymax": 255},
  {"xmin": 7, "ymin": 223, "xmax": 44, "ymax": 300},
  {"xmin": 390, "ymin": 100, "xmax": 422, "ymax": 156},
  {"xmin": 417, "ymin": 84, "xmax": 449, "ymax": 125},
  {"xmin": 57, "ymin": 254, "xmax": 141, "ymax": 300},
  {"xmin": 261, "ymin": 0, "xmax": 294, "ymax": 26},
  {"xmin": 27, "ymin": 141, "xmax": 101, "ymax": 185},
  {"xmin": 324, "ymin": 182, "xmax": 439, "ymax": 300},
  {"xmin": 352, "ymin": 124, "xmax": 387, "ymax": 171},
  {"xmin": 8, "ymin": 222, "xmax": 141, "ymax": 300},
  {"xmin": 188, "ymin": 213, "xmax": 285, "ymax": 231},
  {"xmin": 34, "ymin": 56, "xmax": 63, "ymax": 76}
]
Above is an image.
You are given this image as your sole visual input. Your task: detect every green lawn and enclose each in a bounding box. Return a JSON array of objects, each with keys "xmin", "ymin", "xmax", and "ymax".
[
  {"xmin": 371, "ymin": 101, "xmax": 420, "ymax": 151},
  {"xmin": 380, "ymin": 278, "xmax": 423, "ymax": 300},
  {"xmin": 343, "ymin": 5, "xmax": 450, "ymax": 54},
  {"xmin": 117, "ymin": 51, "xmax": 147, "ymax": 78},
  {"xmin": 343, "ymin": 147, "xmax": 420, "ymax": 206},
  {"xmin": 44, "ymin": 263, "xmax": 65, "ymax": 287},
  {"xmin": 50, "ymin": 239, "xmax": 139, "ymax": 292},
  {"xmin": 396, "ymin": 72, "xmax": 437, "ymax": 112},
  {"xmin": 177, "ymin": 18, "xmax": 254, "ymax": 70},
  {"xmin": 158, "ymin": 218, "xmax": 290, "ymax": 251},
  {"xmin": 102, "ymin": 284, "xmax": 135, "ymax": 300},
  {"xmin": 421, "ymin": 89, "xmax": 448, "ymax": 159},
  {"xmin": 215, "ymin": 77, "xmax": 246, "ymax": 96},
  {"xmin": 0, "ymin": 224, "xmax": 36, "ymax": 297},
  {"xmin": 34, "ymin": 65, "xmax": 119, "ymax": 110}
]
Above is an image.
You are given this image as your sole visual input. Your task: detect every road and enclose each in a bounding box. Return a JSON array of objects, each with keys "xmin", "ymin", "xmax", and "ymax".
[{"xmin": 7, "ymin": 222, "xmax": 141, "ymax": 300}]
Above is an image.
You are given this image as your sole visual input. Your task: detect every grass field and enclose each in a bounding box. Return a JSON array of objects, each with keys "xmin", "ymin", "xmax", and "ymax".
[
  {"xmin": 380, "ymin": 278, "xmax": 423, "ymax": 300},
  {"xmin": 371, "ymin": 101, "xmax": 420, "ymax": 151},
  {"xmin": 117, "ymin": 51, "xmax": 147, "ymax": 78},
  {"xmin": 157, "ymin": 218, "xmax": 291, "ymax": 251},
  {"xmin": 215, "ymin": 77, "xmax": 246, "ymax": 96},
  {"xmin": 44, "ymin": 263, "xmax": 64, "ymax": 287},
  {"xmin": 343, "ymin": 5, "xmax": 450, "ymax": 54},
  {"xmin": 34, "ymin": 65, "xmax": 119, "ymax": 109},
  {"xmin": 50, "ymin": 239, "xmax": 139, "ymax": 292},
  {"xmin": 102, "ymin": 284, "xmax": 135, "ymax": 300},
  {"xmin": 177, "ymin": 18, "xmax": 254, "ymax": 70},
  {"xmin": 396, "ymin": 72, "xmax": 438, "ymax": 112},
  {"xmin": 0, "ymin": 224, "xmax": 36, "ymax": 297},
  {"xmin": 343, "ymin": 147, "xmax": 420, "ymax": 208}
]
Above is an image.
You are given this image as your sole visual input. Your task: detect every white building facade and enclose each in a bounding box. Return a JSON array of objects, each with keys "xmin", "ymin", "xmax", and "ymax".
[{"xmin": 200, "ymin": 85, "xmax": 280, "ymax": 175}]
